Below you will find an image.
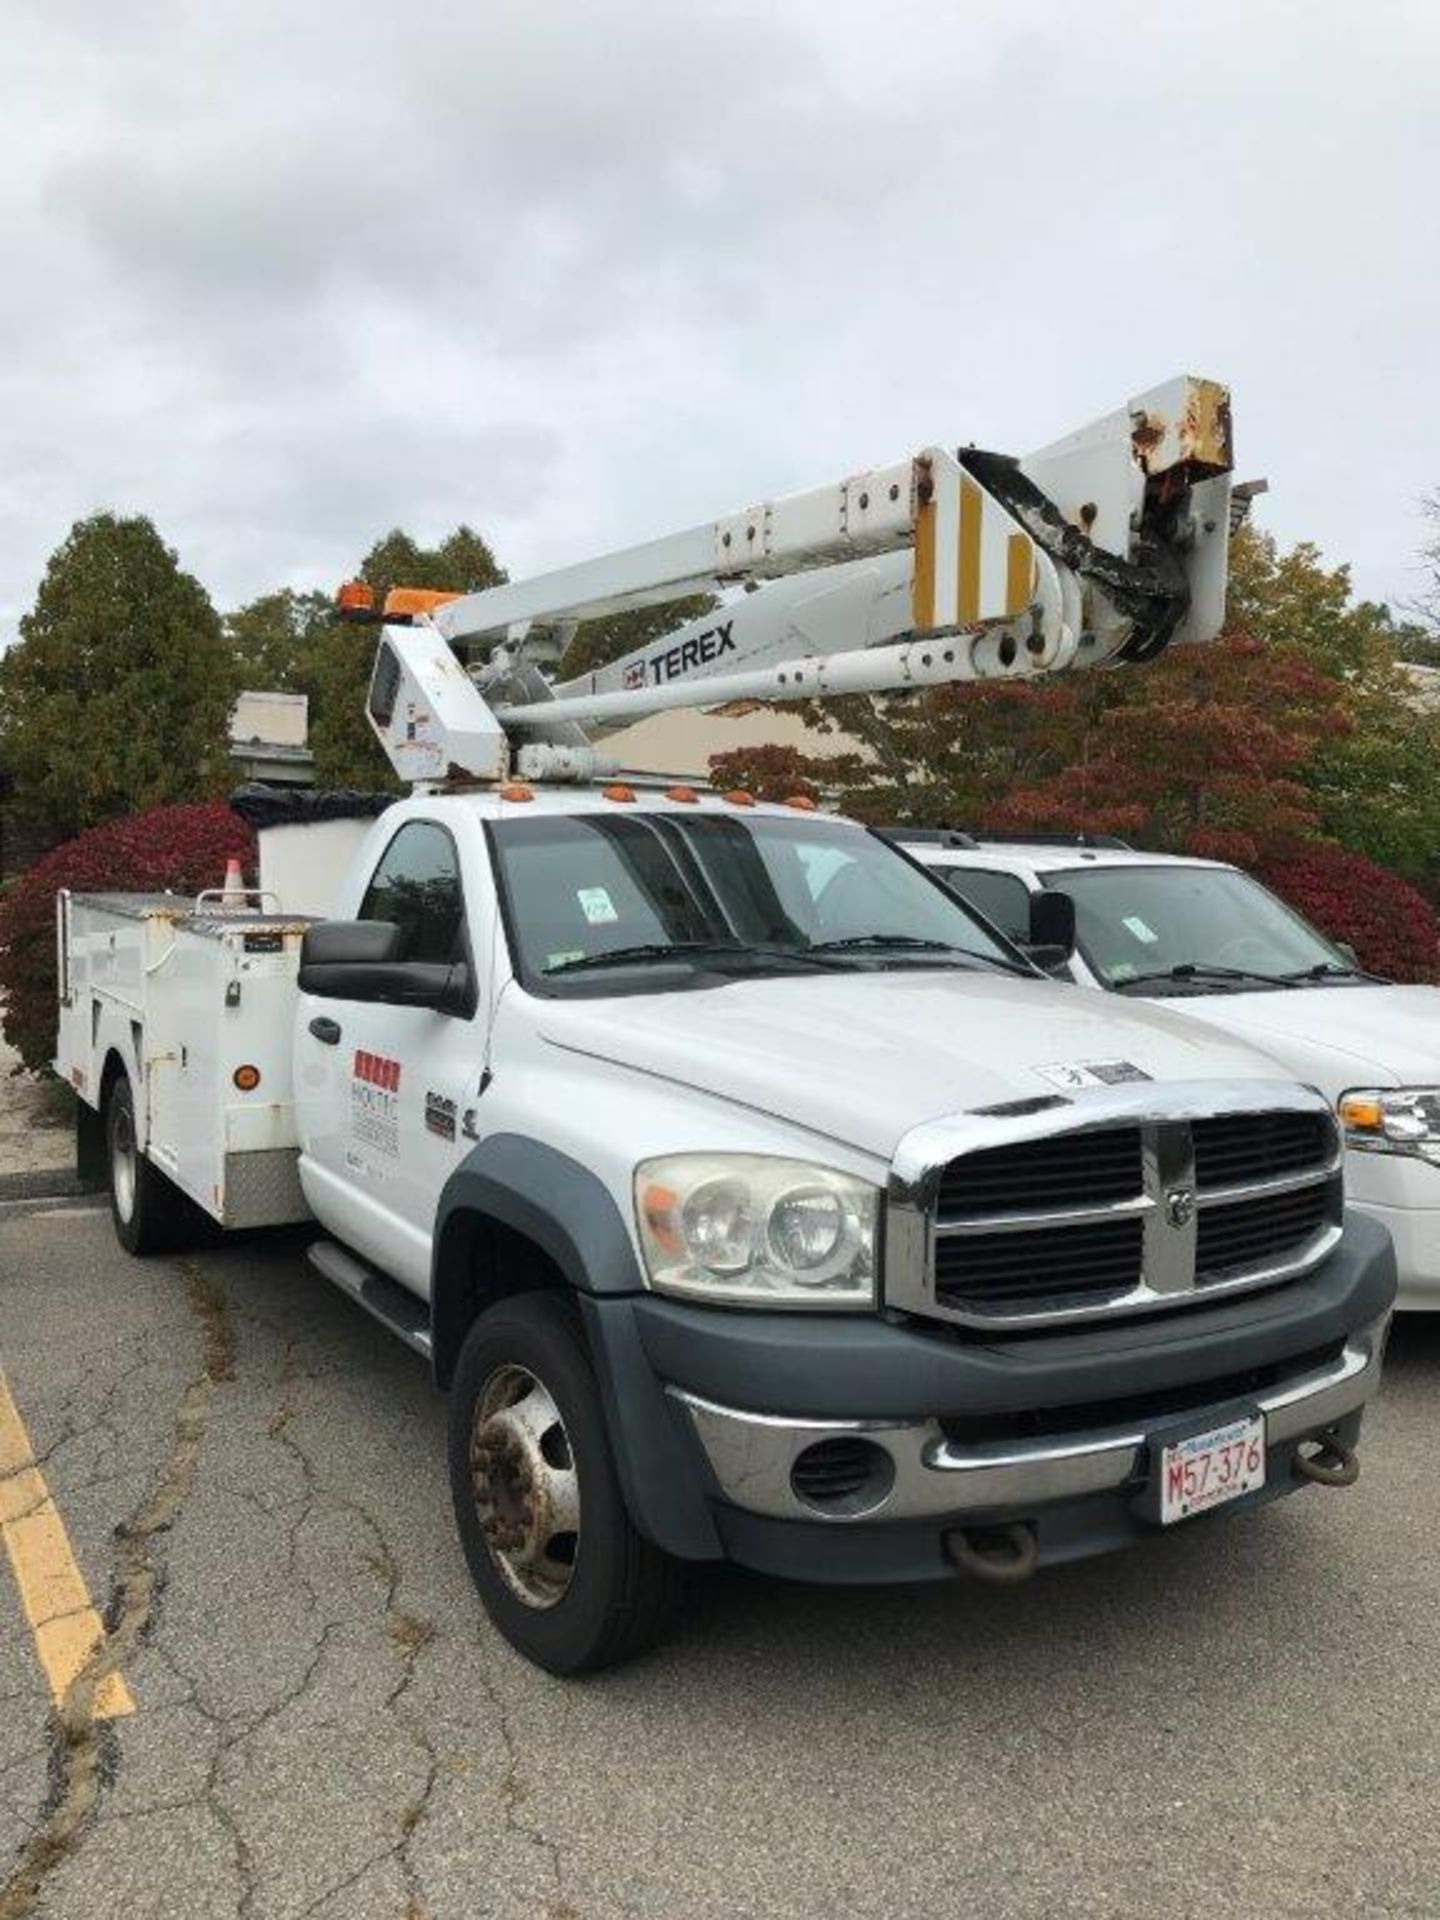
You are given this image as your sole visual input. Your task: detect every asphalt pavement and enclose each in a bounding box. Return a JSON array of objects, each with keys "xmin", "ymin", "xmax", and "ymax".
[{"xmin": 2, "ymin": 1197, "xmax": 1439, "ymax": 1920}]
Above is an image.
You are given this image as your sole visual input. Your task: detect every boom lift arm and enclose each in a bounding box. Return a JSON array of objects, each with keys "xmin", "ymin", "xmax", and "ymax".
[{"xmin": 362, "ymin": 375, "xmax": 1235, "ymax": 783}]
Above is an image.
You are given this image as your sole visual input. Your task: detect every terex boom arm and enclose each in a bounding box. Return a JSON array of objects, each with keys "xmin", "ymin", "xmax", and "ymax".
[{"xmin": 366, "ymin": 376, "xmax": 1234, "ymax": 782}]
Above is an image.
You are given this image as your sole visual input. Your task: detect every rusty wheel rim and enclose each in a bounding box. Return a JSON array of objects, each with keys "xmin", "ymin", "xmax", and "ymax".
[{"xmin": 470, "ymin": 1363, "xmax": 580, "ymax": 1609}]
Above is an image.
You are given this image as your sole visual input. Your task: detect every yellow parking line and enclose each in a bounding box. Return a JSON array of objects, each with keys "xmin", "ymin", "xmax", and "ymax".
[{"xmin": 0, "ymin": 1372, "xmax": 133, "ymax": 1718}]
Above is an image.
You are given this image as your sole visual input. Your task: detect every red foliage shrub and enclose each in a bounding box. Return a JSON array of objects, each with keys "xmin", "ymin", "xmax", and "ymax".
[
  {"xmin": 0, "ymin": 803, "xmax": 255, "ymax": 1074},
  {"xmin": 1257, "ymin": 844, "xmax": 1440, "ymax": 984}
]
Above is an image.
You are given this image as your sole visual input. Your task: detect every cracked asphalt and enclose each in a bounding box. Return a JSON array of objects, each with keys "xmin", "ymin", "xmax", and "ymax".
[{"xmin": 3, "ymin": 1201, "xmax": 1440, "ymax": 1919}]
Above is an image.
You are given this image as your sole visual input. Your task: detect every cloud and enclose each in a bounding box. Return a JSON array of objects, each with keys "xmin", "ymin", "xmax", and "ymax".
[{"xmin": 3, "ymin": 0, "xmax": 1438, "ymax": 643}]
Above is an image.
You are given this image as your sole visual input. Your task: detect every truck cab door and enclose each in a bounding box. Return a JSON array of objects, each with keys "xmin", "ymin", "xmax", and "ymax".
[{"xmin": 295, "ymin": 815, "xmax": 488, "ymax": 1294}]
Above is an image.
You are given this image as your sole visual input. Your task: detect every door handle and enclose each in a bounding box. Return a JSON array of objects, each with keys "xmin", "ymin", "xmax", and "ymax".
[{"xmin": 308, "ymin": 1016, "xmax": 342, "ymax": 1045}]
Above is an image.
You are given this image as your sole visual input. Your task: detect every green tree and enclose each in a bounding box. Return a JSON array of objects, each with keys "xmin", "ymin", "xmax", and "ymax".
[
  {"xmin": 0, "ymin": 513, "xmax": 237, "ymax": 837},
  {"xmin": 225, "ymin": 588, "xmax": 332, "ymax": 693},
  {"xmin": 306, "ymin": 526, "xmax": 507, "ymax": 789},
  {"xmin": 1229, "ymin": 529, "xmax": 1440, "ymax": 895}
]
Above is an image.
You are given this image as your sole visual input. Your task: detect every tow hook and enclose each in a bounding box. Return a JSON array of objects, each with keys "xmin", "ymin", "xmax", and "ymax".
[
  {"xmin": 1293, "ymin": 1435, "xmax": 1360, "ymax": 1488},
  {"xmin": 945, "ymin": 1521, "xmax": 1039, "ymax": 1585}
]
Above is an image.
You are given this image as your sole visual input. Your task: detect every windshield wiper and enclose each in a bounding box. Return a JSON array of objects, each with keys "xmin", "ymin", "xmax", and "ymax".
[
  {"xmin": 1278, "ymin": 961, "xmax": 1383, "ymax": 983},
  {"xmin": 806, "ymin": 933, "xmax": 1032, "ymax": 975},
  {"xmin": 1112, "ymin": 962, "xmax": 1300, "ymax": 991},
  {"xmin": 544, "ymin": 940, "xmax": 841, "ymax": 977},
  {"xmin": 808, "ymin": 934, "xmax": 956, "ymax": 952}
]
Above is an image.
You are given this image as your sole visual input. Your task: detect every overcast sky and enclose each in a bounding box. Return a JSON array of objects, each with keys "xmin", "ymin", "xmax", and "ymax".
[{"xmin": 3, "ymin": 0, "xmax": 1436, "ymax": 647}]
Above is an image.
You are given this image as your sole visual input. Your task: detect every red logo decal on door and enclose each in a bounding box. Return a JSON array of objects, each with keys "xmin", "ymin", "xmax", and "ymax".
[{"xmin": 354, "ymin": 1050, "xmax": 402, "ymax": 1091}]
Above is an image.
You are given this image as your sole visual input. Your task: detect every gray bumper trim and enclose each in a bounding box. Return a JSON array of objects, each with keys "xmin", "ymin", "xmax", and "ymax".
[{"xmin": 670, "ymin": 1318, "xmax": 1387, "ymax": 1524}]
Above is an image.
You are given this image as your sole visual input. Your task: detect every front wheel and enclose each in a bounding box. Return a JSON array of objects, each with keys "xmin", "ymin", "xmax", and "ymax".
[
  {"xmin": 447, "ymin": 1292, "xmax": 682, "ymax": 1674},
  {"xmin": 106, "ymin": 1073, "xmax": 194, "ymax": 1255}
]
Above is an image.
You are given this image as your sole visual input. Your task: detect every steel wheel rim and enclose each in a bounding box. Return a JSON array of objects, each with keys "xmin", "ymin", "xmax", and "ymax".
[
  {"xmin": 111, "ymin": 1102, "xmax": 137, "ymax": 1223},
  {"xmin": 470, "ymin": 1362, "xmax": 580, "ymax": 1609}
]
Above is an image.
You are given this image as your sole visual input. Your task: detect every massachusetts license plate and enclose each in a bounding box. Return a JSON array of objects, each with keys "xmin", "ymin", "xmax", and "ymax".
[{"xmin": 1158, "ymin": 1414, "xmax": 1265, "ymax": 1525}]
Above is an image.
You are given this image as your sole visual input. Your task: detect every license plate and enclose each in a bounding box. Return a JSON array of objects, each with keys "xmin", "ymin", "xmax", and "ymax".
[{"xmin": 1158, "ymin": 1413, "xmax": 1265, "ymax": 1525}]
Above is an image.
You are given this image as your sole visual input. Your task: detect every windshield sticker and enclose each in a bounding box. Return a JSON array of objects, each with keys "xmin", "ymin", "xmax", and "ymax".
[
  {"xmin": 1122, "ymin": 915, "xmax": 1159, "ymax": 944},
  {"xmin": 546, "ymin": 948, "xmax": 585, "ymax": 971},
  {"xmin": 578, "ymin": 887, "xmax": 619, "ymax": 925},
  {"xmin": 1033, "ymin": 1060, "xmax": 1153, "ymax": 1091}
]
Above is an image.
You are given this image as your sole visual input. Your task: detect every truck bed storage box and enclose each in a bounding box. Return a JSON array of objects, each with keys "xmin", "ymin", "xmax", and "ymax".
[{"xmin": 56, "ymin": 891, "xmax": 316, "ymax": 1228}]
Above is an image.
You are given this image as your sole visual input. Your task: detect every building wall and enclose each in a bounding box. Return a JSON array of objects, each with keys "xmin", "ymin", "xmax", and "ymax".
[
  {"xmin": 600, "ymin": 704, "xmax": 865, "ymax": 778},
  {"xmin": 231, "ymin": 690, "xmax": 309, "ymax": 749}
]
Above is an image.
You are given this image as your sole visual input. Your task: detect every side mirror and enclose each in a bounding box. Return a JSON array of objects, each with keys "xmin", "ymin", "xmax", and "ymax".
[
  {"xmin": 1024, "ymin": 889, "xmax": 1077, "ymax": 970},
  {"xmin": 299, "ymin": 919, "xmax": 471, "ymax": 1014}
]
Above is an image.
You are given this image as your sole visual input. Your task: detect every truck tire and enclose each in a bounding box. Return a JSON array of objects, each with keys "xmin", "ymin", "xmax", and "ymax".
[
  {"xmin": 448, "ymin": 1291, "xmax": 682, "ymax": 1674},
  {"xmin": 106, "ymin": 1073, "xmax": 193, "ymax": 1256}
]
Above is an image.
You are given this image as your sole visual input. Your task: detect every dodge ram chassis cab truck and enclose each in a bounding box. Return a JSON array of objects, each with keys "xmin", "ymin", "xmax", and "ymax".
[
  {"xmin": 55, "ymin": 386, "xmax": 1396, "ymax": 1668},
  {"xmin": 59, "ymin": 788, "xmax": 1395, "ymax": 1670}
]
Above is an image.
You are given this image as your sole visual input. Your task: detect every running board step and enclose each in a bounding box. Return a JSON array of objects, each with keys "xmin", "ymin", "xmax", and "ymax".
[{"xmin": 307, "ymin": 1241, "xmax": 433, "ymax": 1359}]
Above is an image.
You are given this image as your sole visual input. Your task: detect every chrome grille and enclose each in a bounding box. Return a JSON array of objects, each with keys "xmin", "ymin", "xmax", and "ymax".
[
  {"xmin": 934, "ymin": 1215, "xmax": 1144, "ymax": 1312},
  {"xmin": 937, "ymin": 1129, "xmax": 1143, "ymax": 1219},
  {"xmin": 1193, "ymin": 1111, "xmax": 1335, "ymax": 1190},
  {"xmin": 885, "ymin": 1086, "xmax": 1344, "ymax": 1331},
  {"xmin": 1197, "ymin": 1178, "xmax": 1338, "ymax": 1282}
]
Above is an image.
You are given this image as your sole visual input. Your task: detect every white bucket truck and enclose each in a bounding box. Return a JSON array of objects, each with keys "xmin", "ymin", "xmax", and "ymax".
[{"xmin": 57, "ymin": 380, "xmax": 1395, "ymax": 1671}]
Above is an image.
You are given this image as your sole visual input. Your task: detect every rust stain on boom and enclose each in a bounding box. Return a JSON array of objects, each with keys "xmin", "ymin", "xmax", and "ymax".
[{"xmin": 1131, "ymin": 378, "xmax": 1233, "ymax": 478}]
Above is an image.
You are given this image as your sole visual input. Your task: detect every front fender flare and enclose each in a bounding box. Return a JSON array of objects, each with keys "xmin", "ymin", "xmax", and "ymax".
[
  {"xmin": 431, "ymin": 1134, "xmax": 722, "ymax": 1564},
  {"xmin": 432, "ymin": 1134, "xmax": 644, "ymax": 1383}
]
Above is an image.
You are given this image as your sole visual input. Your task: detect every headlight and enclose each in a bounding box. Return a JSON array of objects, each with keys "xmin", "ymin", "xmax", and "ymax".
[
  {"xmin": 1338, "ymin": 1088, "xmax": 1440, "ymax": 1166},
  {"xmin": 635, "ymin": 1154, "xmax": 878, "ymax": 1308}
]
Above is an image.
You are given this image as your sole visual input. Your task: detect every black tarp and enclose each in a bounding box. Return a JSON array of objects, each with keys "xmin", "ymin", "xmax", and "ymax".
[{"xmin": 230, "ymin": 783, "xmax": 397, "ymax": 830}]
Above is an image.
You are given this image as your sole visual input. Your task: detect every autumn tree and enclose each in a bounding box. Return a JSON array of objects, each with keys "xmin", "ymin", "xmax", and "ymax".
[
  {"xmin": 708, "ymin": 742, "xmax": 828, "ymax": 803},
  {"xmin": 990, "ymin": 636, "xmax": 1349, "ymax": 865},
  {"xmin": 305, "ymin": 526, "xmax": 507, "ymax": 789},
  {"xmin": 0, "ymin": 514, "xmax": 237, "ymax": 837}
]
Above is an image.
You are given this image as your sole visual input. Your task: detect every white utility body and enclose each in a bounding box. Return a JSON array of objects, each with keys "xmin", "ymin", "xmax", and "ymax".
[
  {"xmin": 57, "ymin": 891, "xmax": 314, "ymax": 1229},
  {"xmin": 904, "ymin": 835, "xmax": 1440, "ymax": 1308},
  {"xmin": 57, "ymin": 378, "xmax": 1396, "ymax": 1674}
]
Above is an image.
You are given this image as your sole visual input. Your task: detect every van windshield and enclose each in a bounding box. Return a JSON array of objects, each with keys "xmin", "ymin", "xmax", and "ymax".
[{"xmin": 489, "ymin": 811, "xmax": 1027, "ymax": 993}]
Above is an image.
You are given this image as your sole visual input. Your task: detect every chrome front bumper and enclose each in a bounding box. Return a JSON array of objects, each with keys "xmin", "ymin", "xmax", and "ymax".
[{"xmin": 670, "ymin": 1318, "xmax": 1388, "ymax": 1525}]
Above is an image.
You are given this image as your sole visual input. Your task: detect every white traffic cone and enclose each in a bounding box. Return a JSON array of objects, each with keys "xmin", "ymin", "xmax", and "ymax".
[{"xmin": 220, "ymin": 858, "xmax": 247, "ymax": 909}]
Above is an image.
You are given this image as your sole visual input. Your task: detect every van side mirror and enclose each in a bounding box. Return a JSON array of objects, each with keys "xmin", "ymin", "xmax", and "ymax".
[
  {"xmin": 1024, "ymin": 890, "xmax": 1077, "ymax": 970},
  {"xmin": 299, "ymin": 919, "xmax": 471, "ymax": 1014}
]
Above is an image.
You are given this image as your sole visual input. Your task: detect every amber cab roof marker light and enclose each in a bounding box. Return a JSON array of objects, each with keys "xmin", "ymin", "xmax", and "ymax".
[{"xmin": 383, "ymin": 587, "xmax": 463, "ymax": 622}]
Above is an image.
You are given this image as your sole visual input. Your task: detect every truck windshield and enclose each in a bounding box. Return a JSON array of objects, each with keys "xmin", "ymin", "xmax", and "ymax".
[
  {"xmin": 489, "ymin": 811, "xmax": 1026, "ymax": 992},
  {"xmin": 1053, "ymin": 863, "xmax": 1355, "ymax": 991}
]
